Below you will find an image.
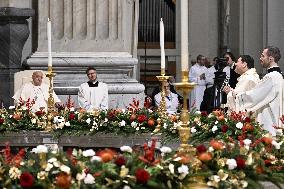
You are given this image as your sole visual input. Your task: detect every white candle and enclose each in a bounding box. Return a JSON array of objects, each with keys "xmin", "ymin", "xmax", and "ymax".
[
  {"xmin": 47, "ymin": 18, "xmax": 52, "ymax": 67},
  {"xmin": 160, "ymin": 18, "xmax": 165, "ymax": 70},
  {"xmin": 180, "ymin": 0, "xmax": 188, "ymax": 71}
]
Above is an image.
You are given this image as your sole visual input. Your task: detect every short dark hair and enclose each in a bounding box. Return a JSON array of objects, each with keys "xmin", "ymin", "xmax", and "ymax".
[
  {"xmin": 86, "ymin": 67, "xmax": 96, "ymax": 74},
  {"xmin": 197, "ymin": 54, "xmax": 205, "ymax": 61},
  {"xmin": 265, "ymin": 46, "xmax": 281, "ymax": 63},
  {"xmin": 223, "ymin": 52, "xmax": 236, "ymax": 62},
  {"xmin": 240, "ymin": 55, "xmax": 254, "ymax": 69}
]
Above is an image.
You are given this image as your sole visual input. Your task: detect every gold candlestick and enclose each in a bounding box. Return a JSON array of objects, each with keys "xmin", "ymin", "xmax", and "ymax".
[
  {"xmin": 175, "ymin": 71, "xmax": 207, "ymax": 188},
  {"xmin": 45, "ymin": 66, "xmax": 56, "ymax": 132}
]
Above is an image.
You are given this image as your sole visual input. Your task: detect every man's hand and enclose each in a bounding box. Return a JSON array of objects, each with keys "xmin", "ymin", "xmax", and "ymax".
[
  {"xmin": 200, "ymin": 73, "xmax": 206, "ymax": 80},
  {"xmin": 223, "ymin": 86, "xmax": 231, "ymax": 94}
]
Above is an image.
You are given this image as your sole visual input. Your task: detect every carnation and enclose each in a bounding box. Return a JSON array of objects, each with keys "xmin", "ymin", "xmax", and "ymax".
[
  {"xmin": 84, "ymin": 173, "xmax": 95, "ymax": 184},
  {"xmin": 135, "ymin": 168, "xmax": 150, "ymax": 184},
  {"xmin": 236, "ymin": 122, "xmax": 243, "ymax": 129},
  {"xmin": 31, "ymin": 145, "xmax": 48, "ymax": 154},
  {"xmin": 82, "ymin": 149, "xmax": 96, "ymax": 157},
  {"xmin": 226, "ymin": 159, "xmax": 237, "ymax": 170},
  {"xmin": 120, "ymin": 146, "xmax": 133, "ymax": 153},
  {"xmin": 20, "ymin": 172, "xmax": 34, "ymax": 188},
  {"xmin": 160, "ymin": 146, "xmax": 172, "ymax": 154}
]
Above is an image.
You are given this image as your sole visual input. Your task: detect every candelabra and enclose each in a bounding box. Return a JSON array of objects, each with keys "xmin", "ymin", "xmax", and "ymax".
[
  {"xmin": 152, "ymin": 69, "xmax": 170, "ymax": 133},
  {"xmin": 45, "ymin": 66, "xmax": 56, "ymax": 132},
  {"xmin": 174, "ymin": 71, "xmax": 207, "ymax": 189}
]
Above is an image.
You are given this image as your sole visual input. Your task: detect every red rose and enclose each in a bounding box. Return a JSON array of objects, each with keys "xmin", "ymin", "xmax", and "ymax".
[
  {"xmin": 201, "ymin": 111, "xmax": 208, "ymax": 117},
  {"xmin": 236, "ymin": 156, "xmax": 246, "ymax": 169},
  {"xmin": 20, "ymin": 172, "xmax": 34, "ymax": 188},
  {"xmin": 69, "ymin": 113, "xmax": 75, "ymax": 120},
  {"xmin": 264, "ymin": 159, "xmax": 272, "ymax": 166},
  {"xmin": 0, "ymin": 118, "xmax": 4, "ymax": 124},
  {"xmin": 244, "ymin": 117, "xmax": 251, "ymax": 123},
  {"xmin": 115, "ymin": 156, "xmax": 126, "ymax": 166},
  {"xmin": 35, "ymin": 110, "xmax": 44, "ymax": 116},
  {"xmin": 137, "ymin": 115, "xmax": 147, "ymax": 123},
  {"xmin": 221, "ymin": 125, "xmax": 228, "ymax": 133},
  {"xmin": 196, "ymin": 145, "xmax": 207, "ymax": 154},
  {"xmin": 55, "ymin": 172, "xmax": 72, "ymax": 189},
  {"xmin": 135, "ymin": 168, "xmax": 150, "ymax": 184}
]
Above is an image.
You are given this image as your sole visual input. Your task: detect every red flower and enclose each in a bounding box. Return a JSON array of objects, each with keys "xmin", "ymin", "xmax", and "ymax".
[
  {"xmin": 137, "ymin": 115, "xmax": 147, "ymax": 123},
  {"xmin": 55, "ymin": 172, "xmax": 72, "ymax": 189},
  {"xmin": 236, "ymin": 156, "xmax": 246, "ymax": 169},
  {"xmin": 35, "ymin": 110, "xmax": 44, "ymax": 116},
  {"xmin": 264, "ymin": 159, "xmax": 272, "ymax": 166},
  {"xmin": 244, "ymin": 117, "xmax": 251, "ymax": 123},
  {"xmin": 221, "ymin": 125, "xmax": 228, "ymax": 133},
  {"xmin": 0, "ymin": 118, "xmax": 4, "ymax": 124},
  {"xmin": 135, "ymin": 168, "xmax": 150, "ymax": 184},
  {"xmin": 69, "ymin": 113, "xmax": 75, "ymax": 120},
  {"xmin": 196, "ymin": 145, "xmax": 207, "ymax": 154},
  {"xmin": 201, "ymin": 111, "xmax": 208, "ymax": 117},
  {"xmin": 115, "ymin": 156, "xmax": 126, "ymax": 166},
  {"xmin": 107, "ymin": 110, "xmax": 117, "ymax": 120},
  {"xmin": 20, "ymin": 172, "xmax": 34, "ymax": 188}
]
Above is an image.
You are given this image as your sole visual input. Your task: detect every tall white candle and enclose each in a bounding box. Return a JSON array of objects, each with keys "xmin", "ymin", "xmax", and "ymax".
[
  {"xmin": 180, "ymin": 0, "xmax": 188, "ymax": 71},
  {"xmin": 160, "ymin": 18, "xmax": 165, "ymax": 70},
  {"xmin": 47, "ymin": 18, "xmax": 52, "ymax": 67}
]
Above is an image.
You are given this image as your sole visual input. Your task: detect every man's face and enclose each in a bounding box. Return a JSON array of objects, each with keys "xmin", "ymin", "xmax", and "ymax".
[
  {"xmin": 164, "ymin": 82, "xmax": 171, "ymax": 95},
  {"xmin": 234, "ymin": 57, "xmax": 246, "ymax": 75},
  {"xmin": 260, "ymin": 49, "xmax": 270, "ymax": 68},
  {"xmin": 32, "ymin": 72, "xmax": 43, "ymax": 86},
  {"xmin": 87, "ymin": 69, "xmax": 97, "ymax": 81},
  {"xmin": 224, "ymin": 54, "xmax": 233, "ymax": 66}
]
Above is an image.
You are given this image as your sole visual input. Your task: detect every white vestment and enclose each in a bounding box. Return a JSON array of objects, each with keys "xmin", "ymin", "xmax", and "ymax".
[
  {"xmin": 78, "ymin": 82, "xmax": 108, "ymax": 111},
  {"xmin": 189, "ymin": 64, "xmax": 207, "ymax": 110},
  {"xmin": 227, "ymin": 68, "xmax": 260, "ymax": 112},
  {"xmin": 205, "ymin": 66, "xmax": 217, "ymax": 88},
  {"xmin": 154, "ymin": 92, "xmax": 179, "ymax": 114},
  {"xmin": 13, "ymin": 82, "xmax": 60, "ymax": 112},
  {"xmin": 236, "ymin": 70, "xmax": 284, "ymax": 135}
]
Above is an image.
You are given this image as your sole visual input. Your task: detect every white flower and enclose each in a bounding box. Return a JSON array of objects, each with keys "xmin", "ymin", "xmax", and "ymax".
[
  {"xmin": 163, "ymin": 123, "xmax": 168, "ymax": 129},
  {"xmin": 123, "ymin": 186, "xmax": 131, "ymax": 189},
  {"xmin": 31, "ymin": 118, "xmax": 37, "ymax": 124},
  {"xmin": 141, "ymin": 127, "xmax": 145, "ymax": 130},
  {"xmin": 208, "ymin": 146, "xmax": 214, "ymax": 152},
  {"xmin": 148, "ymin": 109, "xmax": 153, "ymax": 113},
  {"xmin": 65, "ymin": 121, "xmax": 70, "ymax": 126},
  {"xmin": 136, "ymin": 127, "xmax": 140, "ymax": 131},
  {"xmin": 169, "ymin": 163, "xmax": 175, "ymax": 174},
  {"xmin": 212, "ymin": 125, "xmax": 218, "ymax": 133},
  {"xmin": 120, "ymin": 146, "xmax": 133, "ymax": 153},
  {"xmin": 276, "ymin": 129, "xmax": 283, "ymax": 136},
  {"xmin": 86, "ymin": 118, "xmax": 91, "ymax": 124},
  {"xmin": 160, "ymin": 146, "xmax": 172, "ymax": 154},
  {"xmin": 91, "ymin": 156, "xmax": 102, "ymax": 162},
  {"xmin": 226, "ymin": 159, "xmax": 237, "ymax": 170},
  {"xmin": 272, "ymin": 140, "xmax": 283, "ymax": 150},
  {"xmin": 9, "ymin": 106, "xmax": 15, "ymax": 109},
  {"xmin": 195, "ymin": 111, "xmax": 201, "ymax": 115},
  {"xmin": 131, "ymin": 121, "xmax": 138, "ymax": 128},
  {"xmin": 236, "ymin": 122, "xmax": 243, "ymax": 129},
  {"xmin": 84, "ymin": 173, "xmax": 95, "ymax": 184},
  {"xmin": 60, "ymin": 165, "xmax": 71, "ymax": 174},
  {"xmin": 37, "ymin": 171, "xmax": 48, "ymax": 180},
  {"xmin": 45, "ymin": 163, "xmax": 53, "ymax": 171},
  {"xmin": 191, "ymin": 127, "xmax": 197, "ymax": 133},
  {"xmin": 104, "ymin": 118, "xmax": 108, "ymax": 122},
  {"xmin": 120, "ymin": 120, "xmax": 126, "ymax": 127},
  {"xmin": 70, "ymin": 107, "xmax": 75, "ymax": 112},
  {"xmin": 208, "ymin": 113, "xmax": 214, "ymax": 118},
  {"xmin": 121, "ymin": 109, "xmax": 126, "ymax": 113},
  {"xmin": 177, "ymin": 165, "xmax": 189, "ymax": 175},
  {"xmin": 31, "ymin": 145, "xmax": 48, "ymax": 153},
  {"xmin": 22, "ymin": 107, "xmax": 27, "ymax": 110},
  {"xmin": 214, "ymin": 121, "xmax": 218, "ymax": 124},
  {"xmin": 243, "ymin": 139, "xmax": 251, "ymax": 146},
  {"xmin": 9, "ymin": 167, "xmax": 21, "ymax": 180},
  {"xmin": 76, "ymin": 172, "xmax": 86, "ymax": 180},
  {"xmin": 83, "ymin": 149, "xmax": 96, "ymax": 157},
  {"xmin": 48, "ymin": 157, "xmax": 57, "ymax": 163}
]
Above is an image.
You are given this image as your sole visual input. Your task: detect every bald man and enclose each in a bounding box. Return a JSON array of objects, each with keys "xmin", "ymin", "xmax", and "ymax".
[{"xmin": 13, "ymin": 71, "xmax": 60, "ymax": 112}]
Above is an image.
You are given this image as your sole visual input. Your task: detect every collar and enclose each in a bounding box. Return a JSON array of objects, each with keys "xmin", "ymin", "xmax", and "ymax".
[
  {"xmin": 87, "ymin": 81, "xmax": 99, "ymax": 87},
  {"xmin": 237, "ymin": 68, "xmax": 258, "ymax": 81},
  {"xmin": 267, "ymin": 66, "xmax": 284, "ymax": 78}
]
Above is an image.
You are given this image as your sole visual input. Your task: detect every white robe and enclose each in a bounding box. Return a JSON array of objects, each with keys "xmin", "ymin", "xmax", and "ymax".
[
  {"xmin": 205, "ymin": 66, "xmax": 216, "ymax": 88},
  {"xmin": 236, "ymin": 71, "xmax": 284, "ymax": 135},
  {"xmin": 78, "ymin": 82, "xmax": 108, "ymax": 111},
  {"xmin": 189, "ymin": 64, "xmax": 207, "ymax": 110},
  {"xmin": 154, "ymin": 92, "xmax": 179, "ymax": 114},
  {"xmin": 227, "ymin": 68, "xmax": 260, "ymax": 112},
  {"xmin": 13, "ymin": 82, "xmax": 60, "ymax": 112}
]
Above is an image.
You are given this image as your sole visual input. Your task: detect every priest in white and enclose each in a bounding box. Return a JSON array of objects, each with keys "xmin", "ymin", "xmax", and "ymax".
[
  {"xmin": 13, "ymin": 71, "xmax": 61, "ymax": 112},
  {"xmin": 223, "ymin": 55, "xmax": 260, "ymax": 112},
  {"xmin": 154, "ymin": 81, "xmax": 179, "ymax": 114},
  {"xmin": 78, "ymin": 67, "xmax": 108, "ymax": 111},
  {"xmin": 235, "ymin": 46, "xmax": 284, "ymax": 135},
  {"xmin": 189, "ymin": 54, "xmax": 207, "ymax": 110}
]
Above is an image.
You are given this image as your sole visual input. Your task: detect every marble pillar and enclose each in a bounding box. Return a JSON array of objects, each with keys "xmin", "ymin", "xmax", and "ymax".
[
  {"xmin": 0, "ymin": 7, "xmax": 34, "ymax": 107},
  {"xmin": 26, "ymin": 0, "xmax": 144, "ymax": 108}
]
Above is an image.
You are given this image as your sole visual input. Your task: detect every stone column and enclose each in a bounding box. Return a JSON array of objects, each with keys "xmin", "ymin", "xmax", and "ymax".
[
  {"xmin": 26, "ymin": 0, "xmax": 144, "ymax": 108},
  {"xmin": 0, "ymin": 7, "xmax": 34, "ymax": 107}
]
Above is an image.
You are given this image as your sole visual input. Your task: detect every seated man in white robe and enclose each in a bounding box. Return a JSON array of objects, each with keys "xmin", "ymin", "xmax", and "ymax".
[
  {"xmin": 13, "ymin": 71, "xmax": 61, "ymax": 112},
  {"xmin": 154, "ymin": 80, "xmax": 179, "ymax": 114},
  {"xmin": 223, "ymin": 55, "xmax": 260, "ymax": 112},
  {"xmin": 78, "ymin": 67, "xmax": 108, "ymax": 111},
  {"xmin": 235, "ymin": 46, "xmax": 284, "ymax": 135}
]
